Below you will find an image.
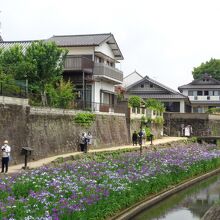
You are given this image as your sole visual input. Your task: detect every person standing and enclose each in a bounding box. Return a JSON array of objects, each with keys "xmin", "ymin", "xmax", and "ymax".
[
  {"xmin": 80, "ymin": 132, "xmax": 86, "ymax": 152},
  {"xmin": 86, "ymin": 132, "xmax": 93, "ymax": 152},
  {"xmin": 138, "ymin": 129, "xmax": 144, "ymax": 155},
  {"xmin": 1, "ymin": 140, "xmax": 11, "ymax": 173},
  {"xmin": 132, "ymin": 131, "xmax": 138, "ymax": 146},
  {"xmin": 138, "ymin": 129, "xmax": 144, "ymax": 146}
]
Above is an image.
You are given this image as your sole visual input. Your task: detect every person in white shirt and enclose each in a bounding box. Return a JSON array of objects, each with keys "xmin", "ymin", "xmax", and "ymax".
[
  {"xmin": 86, "ymin": 132, "xmax": 93, "ymax": 152},
  {"xmin": 1, "ymin": 140, "xmax": 11, "ymax": 173}
]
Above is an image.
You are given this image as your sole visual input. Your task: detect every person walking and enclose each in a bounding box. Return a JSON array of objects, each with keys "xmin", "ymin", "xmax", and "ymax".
[
  {"xmin": 1, "ymin": 140, "xmax": 11, "ymax": 173},
  {"xmin": 132, "ymin": 131, "xmax": 138, "ymax": 146}
]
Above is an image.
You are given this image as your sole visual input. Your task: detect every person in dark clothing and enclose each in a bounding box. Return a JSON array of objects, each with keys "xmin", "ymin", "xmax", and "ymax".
[
  {"xmin": 138, "ymin": 130, "xmax": 144, "ymax": 147},
  {"xmin": 80, "ymin": 132, "xmax": 86, "ymax": 152},
  {"xmin": 84, "ymin": 136, "xmax": 89, "ymax": 153},
  {"xmin": 132, "ymin": 131, "xmax": 138, "ymax": 146}
]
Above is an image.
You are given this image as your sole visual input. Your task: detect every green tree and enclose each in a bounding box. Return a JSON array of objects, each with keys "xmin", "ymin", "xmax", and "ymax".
[
  {"xmin": 0, "ymin": 45, "xmax": 30, "ymax": 80},
  {"xmin": 128, "ymin": 96, "xmax": 143, "ymax": 108},
  {"xmin": 192, "ymin": 58, "xmax": 220, "ymax": 80},
  {"xmin": 24, "ymin": 41, "xmax": 67, "ymax": 105},
  {"xmin": 145, "ymin": 98, "xmax": 165, "ymax": 113},
  {"xmin": 46, "ymin": 79, "xmax": 75, "ymax": 108}
]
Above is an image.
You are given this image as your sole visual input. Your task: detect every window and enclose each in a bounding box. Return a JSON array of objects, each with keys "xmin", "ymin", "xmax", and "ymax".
[
  {"xmin": 188, "ymin": 91, "xmax": 193, "ymax": 96},
  {"xmin": 140, "ymin": 84, "xmax": 144, "ymax": 88},
  {"xmin": 214, "ymin": 91, "xmax": 219, "ymax": 96},
  {"xmin": 193, "ymin": 107, "xmax": 203, "ymax": 113},
  {"xmin": 98, "ymin": 57, "xmax": 102, "ymax": 63},
  {"xmin": 209, "ymin": 91, "xmax": 214, "ymax": 96},
  {"xmin": 204, "ymin": 91, "xmax": 209, "ymax": 96},
  {"xmin": 197, "ymin": 91, "xmax": 203, "ymax": 96},
  {"xmin": 150, "ymin": 84, "xmax": 153, "ymax": 88}
]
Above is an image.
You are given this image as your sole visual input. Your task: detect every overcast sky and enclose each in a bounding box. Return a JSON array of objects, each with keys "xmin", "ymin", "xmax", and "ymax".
[{"xmin": 1, "ymin": 0, "xmax": 220, "ymax": 90}]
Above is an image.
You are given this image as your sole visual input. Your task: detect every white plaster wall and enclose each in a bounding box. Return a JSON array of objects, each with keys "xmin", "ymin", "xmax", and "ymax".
[
  {"xmin": 95, "ymin": 43, "xmax": 115, "ymax": 59},
  {"xmin": 0, "ymin": 96, "xmax": 29, "ymax": 106},
  {"xmin": 65, "ymin": 46, "xmax": 94, "ymax": 56},
  {"xmin": 93, "ymin": 81, "xmax": 101, "ymax": 103},
  {"xmin": 93, "ymin": 80, "xmax": 115, "ymax": 103},
  {"xmin": 180, "ymin": 100, "xmax": 185, "ymax": 113},
  {"xmin": 123, "ymin": 73, "xmax": 143, "ymax": 88},
  {"xmin": 182, "ymin": 90, "xmax": 188, "ymax": 96}
]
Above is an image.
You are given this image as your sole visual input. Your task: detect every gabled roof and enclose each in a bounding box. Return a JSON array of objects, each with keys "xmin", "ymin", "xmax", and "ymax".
[
  {"xmin": 0, "ymin": 33, "xmax": 124, "ymax": 60},
  {"xmin": 126, "ymin": 75, "xmax": 187, "ymax": 100},
  {"xmin": 123, "ymin": 70, "xmax": 143, "ymax": 80},
  {"xmin": 178, "ymin": 73, "xmax": 220, "ymax": 90},
  {"xmin": 123, "ymin": 70, "xmax": 143, "ymax": 88},
  {"xmin": 48, "ymin": 33, "xmax": 111, "ymax": 46},
  {"xmin": 48, "ymin": 33, "xmax": 123, "ymax": 60}
]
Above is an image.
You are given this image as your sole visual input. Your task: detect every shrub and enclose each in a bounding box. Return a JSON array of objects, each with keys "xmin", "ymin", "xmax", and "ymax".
[
  {"xmin": 153, "ymin": 116, "xmax": 164, "ymax": 125},
  {"xmin": 74, "ymin": 112, "xmax": 96, "ymax": 127},
  {"xmin": 145, "ymin": 98, "xmax": 165, "ymax": 113},
  {"xmin": 128, "ymin": 96, "xmax": 143, "ymax": 108},
  {"xmin": 46, "ymin": 79, "xmax": 75, "ymax": 108}
]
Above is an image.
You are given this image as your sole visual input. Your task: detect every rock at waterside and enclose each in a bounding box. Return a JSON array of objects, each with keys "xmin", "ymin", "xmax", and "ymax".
[{"xmin": 202, "ymin": 205, "xmax": 220, "ymax": 220}]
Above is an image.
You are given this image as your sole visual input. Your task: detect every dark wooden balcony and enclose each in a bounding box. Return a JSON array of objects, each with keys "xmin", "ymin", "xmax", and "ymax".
[
  {"xmin": 63, "ymin": 56, "xmax": 94, "ymax": 73},
  {"xmin": 93, "ymin": 63, "xmax": 123, "ymax": 83}
]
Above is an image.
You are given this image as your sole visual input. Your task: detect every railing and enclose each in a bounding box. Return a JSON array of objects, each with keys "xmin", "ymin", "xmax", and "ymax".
[
  {"xmin": 63, "ymin": 56, "xmax": 94, "ymax": 72},
  {"xmin": 0, "ymin": 81, "xmax": 27, "ymax": 98},
  {"xmin": 74, "ymin": 100, "xmax": 121, "ymax": 113},
  {"xmin": 189, "ymin": 96, "xmax": 220, "ymax": 101},
  {"xmin": 130, "ymin": 107, "xmax": 162, "ymax": 119},
  {"xmin": 93, "ymin": 63, "xmax": 123, "ymax": 83}
]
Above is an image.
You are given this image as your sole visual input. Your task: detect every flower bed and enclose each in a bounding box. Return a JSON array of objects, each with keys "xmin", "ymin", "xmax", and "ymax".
[{"xmin": 1, "ymin": 143, "xmax": 220, "ymax": 219}]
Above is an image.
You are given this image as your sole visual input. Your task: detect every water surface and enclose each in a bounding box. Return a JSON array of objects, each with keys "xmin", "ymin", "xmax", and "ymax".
[{"xmin": 132, "ymin": 175, "xmax": 220, "ymax": 220}]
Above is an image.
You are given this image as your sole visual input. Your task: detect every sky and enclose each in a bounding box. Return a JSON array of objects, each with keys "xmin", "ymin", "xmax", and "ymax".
[{"xmin": 1, "ymin": 0, "xmax": 220, "ymax": 91}]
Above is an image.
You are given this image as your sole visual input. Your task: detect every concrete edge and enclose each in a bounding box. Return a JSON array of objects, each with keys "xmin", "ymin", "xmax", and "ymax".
[{"xmin": 110, "ymin": 167, "xmax": 220, "ymax": 220}]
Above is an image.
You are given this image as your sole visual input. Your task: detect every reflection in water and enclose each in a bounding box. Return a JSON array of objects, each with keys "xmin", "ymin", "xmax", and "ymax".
[{"xmin": 132, "ymin": 175, "xmax": 220, "ymax": 220}]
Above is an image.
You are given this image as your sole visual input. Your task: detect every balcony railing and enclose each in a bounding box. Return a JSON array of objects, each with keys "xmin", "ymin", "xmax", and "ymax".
[
  {"xmin": 74, "ymin": 100, "xmax": 123, "ymax": 114},
  {"xmin": 93, "ymin": 63, "xmax": 123, "ymax": 83},
  {"xmin": 63, "ymin": 56, "xmax": 94, "ymax": 72},
  {"xmin": 189, "ymin": 96, "xmax": 220, "ymax": 101}
]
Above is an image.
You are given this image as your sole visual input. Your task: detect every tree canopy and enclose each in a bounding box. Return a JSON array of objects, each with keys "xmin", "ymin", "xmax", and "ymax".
[
  {"xmin": 192, "ymin": 58, "xmax": 220, "ymax": 80},
  {"xmin": 145, "ymin": 98, "xmax": 165, "ymax": 113},
  {"xmin": 128, "ymin": 96, "xmax": 143, "ymax": 108},
  {"xmin": 0, "ymin": 41, "xmax": 73, "ymax": 107}
]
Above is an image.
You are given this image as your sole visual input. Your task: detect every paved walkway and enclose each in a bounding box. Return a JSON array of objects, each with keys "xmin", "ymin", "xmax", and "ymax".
[{"xmin": 4, "ymin": 137, "xmax": 187, "ymax": 175}]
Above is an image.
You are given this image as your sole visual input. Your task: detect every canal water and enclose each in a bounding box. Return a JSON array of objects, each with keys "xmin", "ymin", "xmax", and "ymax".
[{"xmin": 132, "ymin": 174, "xmax": 220, "ymax": 220}]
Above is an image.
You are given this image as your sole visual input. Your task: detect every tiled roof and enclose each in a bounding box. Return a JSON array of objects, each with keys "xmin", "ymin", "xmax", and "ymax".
[
  {"xmin": 178, "ymin": 74, "xmax": 220, "ymax": 90},
  {"xmin": 178, "ymin": 84, "xmax": 220, "ymax": 89},
  {"xmin": 0, "ymin": 33, "xmax": 124, "ymax": 60},
  {"xmin": 128, "ymin": 93, "xmax": 187, "ymax": 100},
  {"xmin": 126, "ymin": 75, "xmax": 183, "ymax": 95},
  {"xmin": 48, "ymin": 33, "xmax": 123, "ymax": 60},
  {"xmin": 0, "ymin": 40, "xmax": 37, "ymax": 52},
  {"xmin": 47, "ymin": 33, "xmax": 111, "ymax": 46},
  {"xmin": 190, "ymin": 101, "xmax": 220, "ymax": 104}
]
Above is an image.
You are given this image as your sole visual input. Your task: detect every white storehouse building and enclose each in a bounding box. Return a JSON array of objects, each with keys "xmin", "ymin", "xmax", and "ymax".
[{"xmin": 178, "ymin": 73, "xmax": 220, "ymax": 113}]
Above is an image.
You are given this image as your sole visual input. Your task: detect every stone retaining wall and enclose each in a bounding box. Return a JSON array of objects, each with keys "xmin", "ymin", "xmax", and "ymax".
[
  {"xmin": 164, "ymin": 113, "xmax": 220, "ymax": 136},
  {"xmin": 0, "ymin": 104, "xmax": 129, "ymax": 165}
]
